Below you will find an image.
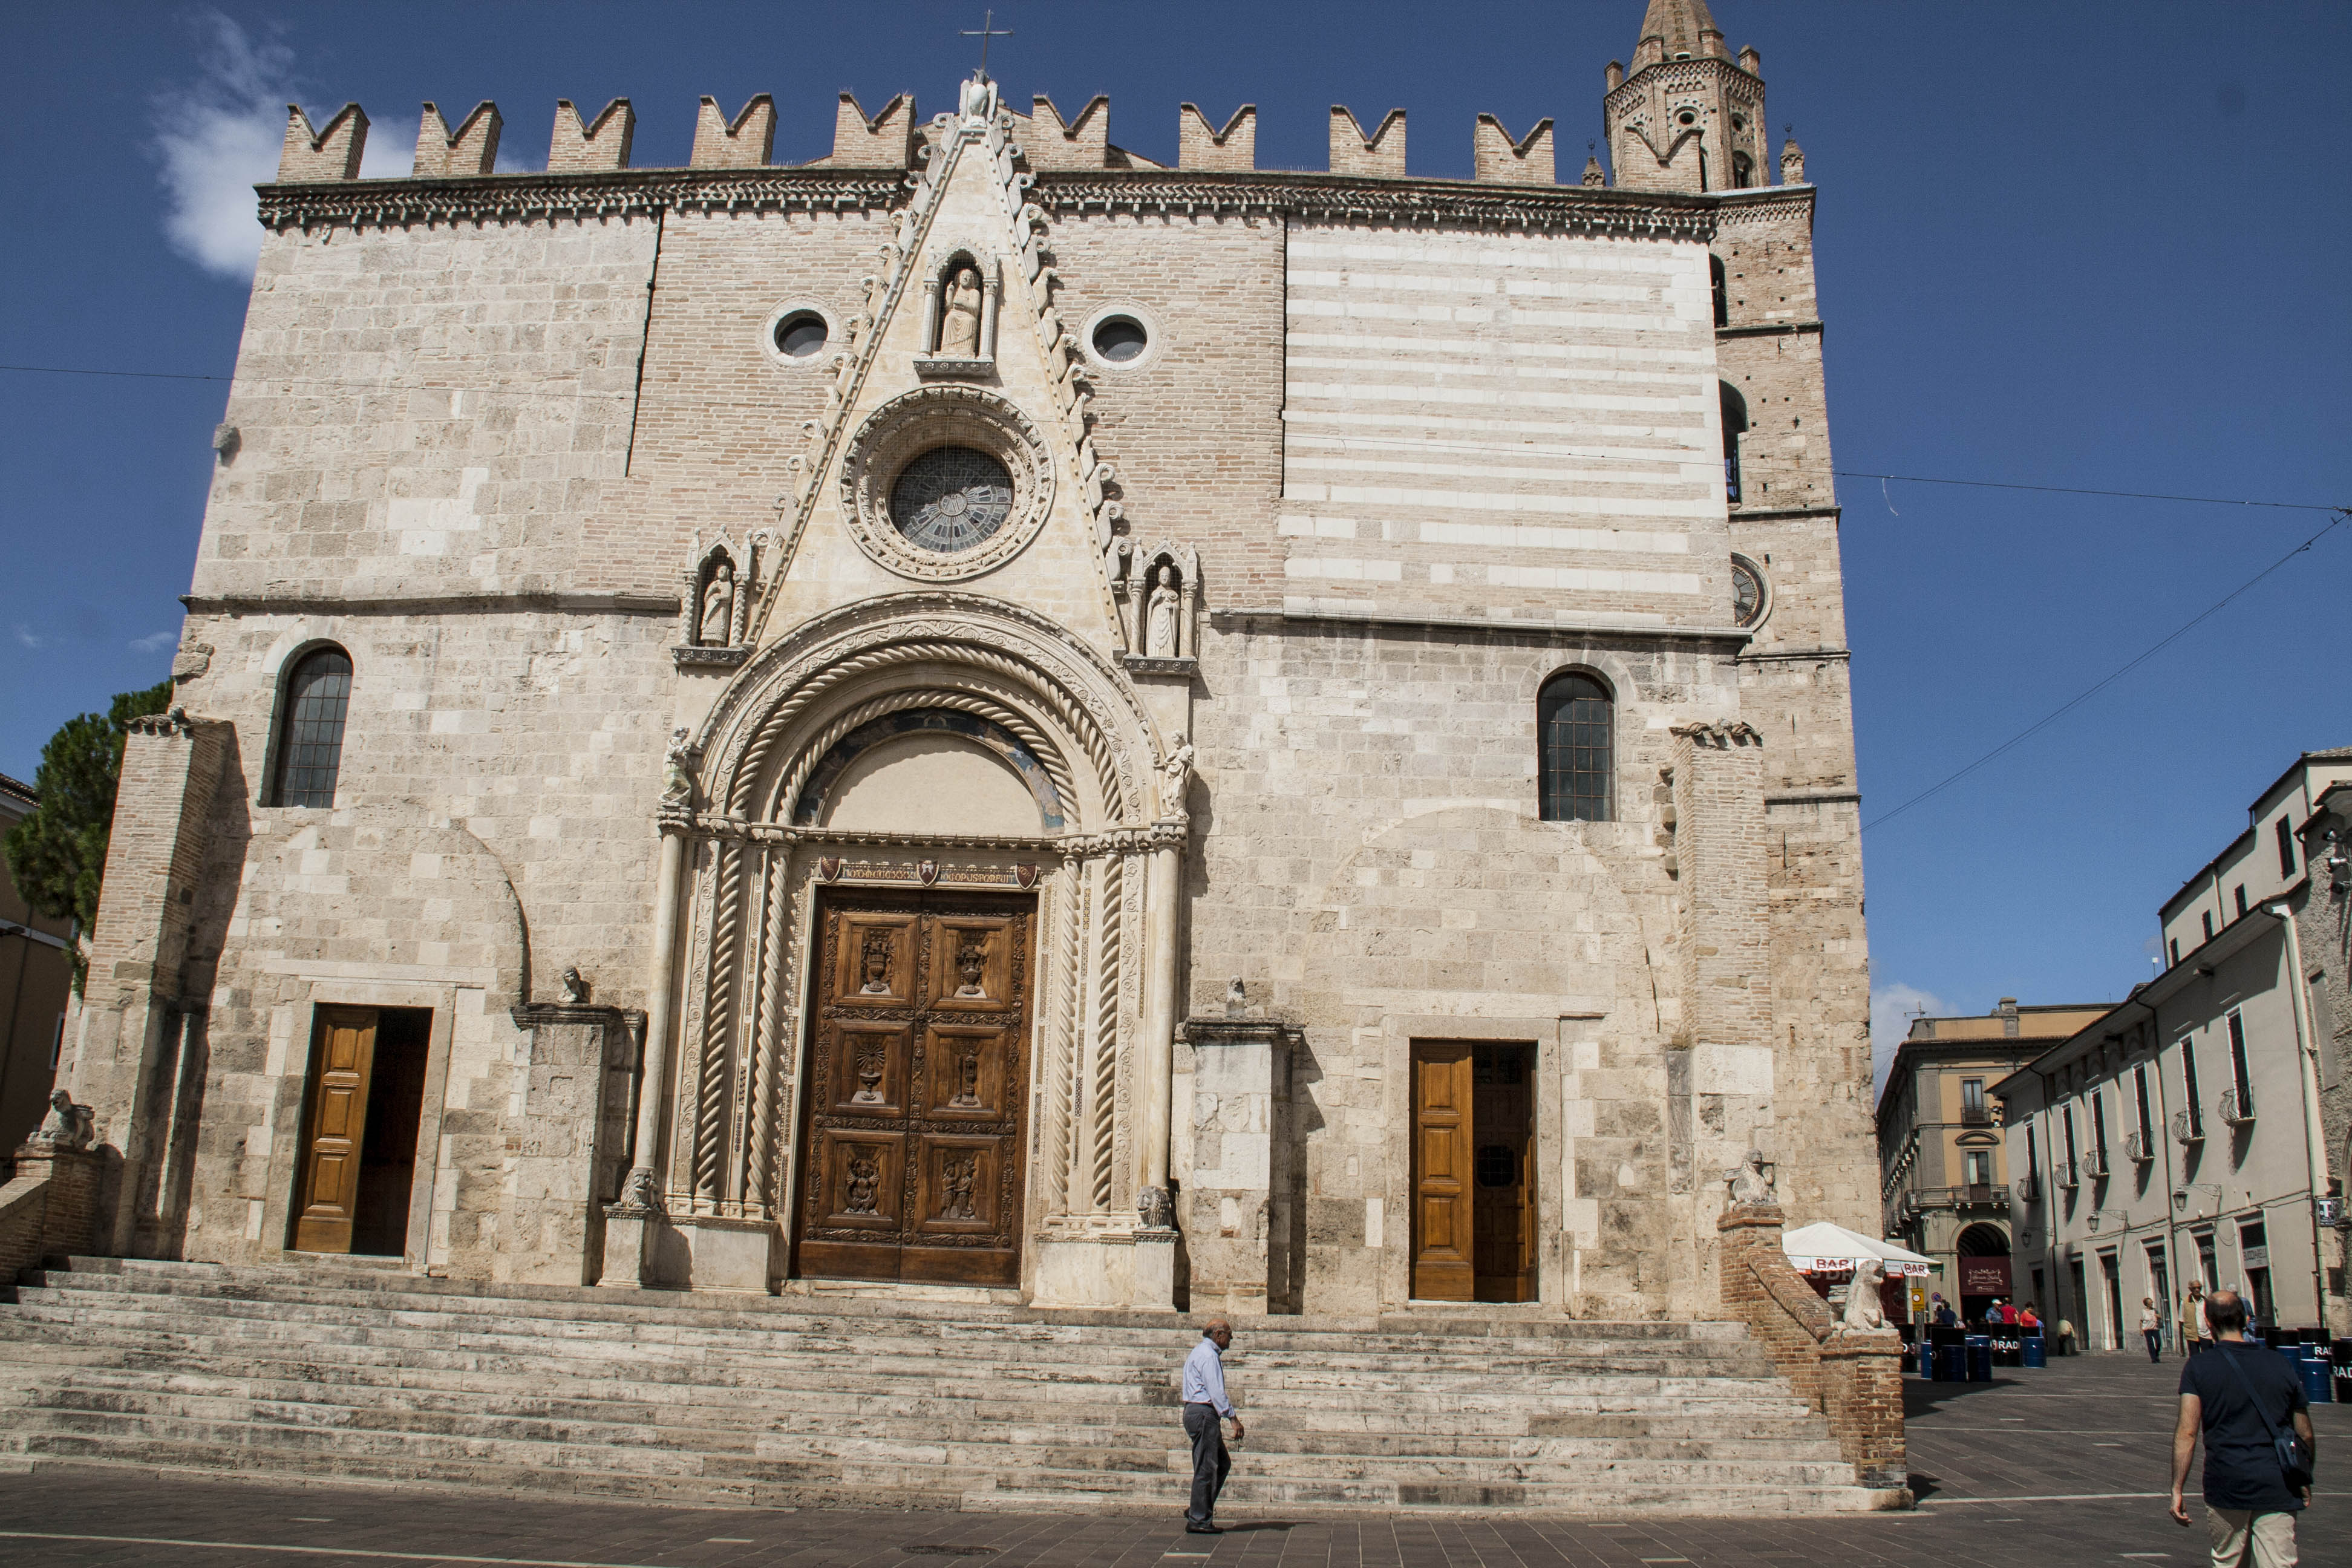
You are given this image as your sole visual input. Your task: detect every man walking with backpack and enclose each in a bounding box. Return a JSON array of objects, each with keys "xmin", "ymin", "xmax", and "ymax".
[{"xmin": 2168, "ymin": 1289, "xmax": 2315, "ymax": 1566}]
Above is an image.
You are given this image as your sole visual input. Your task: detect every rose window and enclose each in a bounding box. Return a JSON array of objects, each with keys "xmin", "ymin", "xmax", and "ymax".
[{"xmin": 889, "ymin": 446, "xmax": 1014, "ymax": 555}]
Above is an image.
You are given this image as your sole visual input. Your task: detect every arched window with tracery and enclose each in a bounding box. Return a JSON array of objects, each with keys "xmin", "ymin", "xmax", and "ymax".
[
  {"xmin": 269, "ymin": 645, "xmax": 353, "ymax": 808},
  {"xmin": 1537, "ymin": 671, "xmax": 1613, "ymax": 823}
]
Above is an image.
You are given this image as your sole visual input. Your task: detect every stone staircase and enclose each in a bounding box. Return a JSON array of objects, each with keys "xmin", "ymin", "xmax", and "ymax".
[{"xmin": 0, "ymin": 1257, "xmax": 1905, "ymax": 1515}]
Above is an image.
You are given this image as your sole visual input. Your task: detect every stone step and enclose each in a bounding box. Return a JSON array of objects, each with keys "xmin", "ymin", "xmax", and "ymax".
[
  {"xmin": 11, "ymin": 1362, "xmax": 1838, "ymax": 1450},
  {"xmin": 23, "ymin": 1260, "xmax": 1754, "ymax": 1345},
  {"xmin": 0, "ymin": 1302, "xmax": 1765, "ymax": 1381},
  {"xmin": 12, "ymin": 1374, "xmax": 1846, "ymax": 1468},
  {"xmin": 15, "ymin": 1270, "xmax": 1760, "ymax": 1361},
  {"xmin": 0, "ymin": 1404, "xmax": 1863, "ymax": 1494}
]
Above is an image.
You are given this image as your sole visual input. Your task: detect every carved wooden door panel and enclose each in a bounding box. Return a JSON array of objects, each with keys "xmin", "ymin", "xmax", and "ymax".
[
  {"xmin": 794, "ymin": 889, "xmax": 1033, "ymax": 1286},
  {"xmin": 293, "ymin": 1007, "xmax": 379, "ymax": 1254},
  {"xmin": 1410, "ymin": 1041, "xmax": 1475, "ymax": 1301}
]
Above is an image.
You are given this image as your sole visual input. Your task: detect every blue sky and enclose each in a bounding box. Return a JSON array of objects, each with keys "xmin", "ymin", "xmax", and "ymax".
[{"xmin": 4, "ymin": 2, "xmax": 2347, "ymax": 1089}]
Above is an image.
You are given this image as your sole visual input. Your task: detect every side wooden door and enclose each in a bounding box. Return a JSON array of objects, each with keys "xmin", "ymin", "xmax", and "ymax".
[
  {"xmin": 1410, "ymin": 1041, "xmax": 1475, "ymax": 1301},
  {"xmin": 292, "ymin": 1007, "xmax": 379, "ymax": 1253},
  {"xmin": 794, "ymin": 889, "xmax": 1034, "ymax": 1287}
]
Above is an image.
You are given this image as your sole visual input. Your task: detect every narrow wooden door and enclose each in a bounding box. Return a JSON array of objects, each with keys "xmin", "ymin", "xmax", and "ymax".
[
  {"xmin": 292, "ymin": 1007, "xmax": 378, "ymax": 1253},
  {"xmin": 1410, "ymin": 1042, "xmax": 1475, "ymax": 1301},
  {"xmin": 794, "ymin": 889, "xmax": 1034, "ymax": 1286}
]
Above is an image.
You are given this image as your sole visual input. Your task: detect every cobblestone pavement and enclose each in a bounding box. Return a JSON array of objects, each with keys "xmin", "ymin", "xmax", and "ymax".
[{"xmin": 0, "ymin": 1347, "xmax": 2342, "ymax": 1566}]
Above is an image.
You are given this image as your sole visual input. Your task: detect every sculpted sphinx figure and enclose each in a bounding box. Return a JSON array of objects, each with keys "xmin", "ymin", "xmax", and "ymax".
[
  {"xmin": 29, "ymin": 1089, "xmax": 95, "ymax": 1151},
  {"xmin": 1840, "ymin": 1258, "xmax": 1889, "ymax": 1333},
  {"xmin": 939, "ymin": 263, "xmax": 984, "ymax": 358}
]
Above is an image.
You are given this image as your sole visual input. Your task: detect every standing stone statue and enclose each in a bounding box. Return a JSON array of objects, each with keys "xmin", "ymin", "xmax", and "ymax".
[
  {"xmin": 939, "ymin": 264, "xmax": 984, "ymax": 357},
  {"xmin": 697, "ymin": 562, "xmax": 735, "ymax": 647},
  {"xmin": 1145, "ymin": 564, "xmax": 1181, "ymax": 656}
]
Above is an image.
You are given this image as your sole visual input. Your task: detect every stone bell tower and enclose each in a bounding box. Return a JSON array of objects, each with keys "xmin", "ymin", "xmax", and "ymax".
[{"xmin": 1603, "ymin": 0, "xmax": 1771, "ymax": 193}]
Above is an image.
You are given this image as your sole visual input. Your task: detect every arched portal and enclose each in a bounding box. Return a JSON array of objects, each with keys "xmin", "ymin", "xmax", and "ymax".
[{"xmin": 632, "ymin": 595, "xmax": 1184, "ymax": 1302}]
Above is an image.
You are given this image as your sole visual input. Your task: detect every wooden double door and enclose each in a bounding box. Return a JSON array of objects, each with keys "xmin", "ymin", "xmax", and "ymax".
[
  {"xmin": 792, "ymin": 888, "xmax": 1035, "ymax": 1287},
  {"xmin": 1410, "ymin": 1040, "xmax": 1537, "ymax": 1302}
]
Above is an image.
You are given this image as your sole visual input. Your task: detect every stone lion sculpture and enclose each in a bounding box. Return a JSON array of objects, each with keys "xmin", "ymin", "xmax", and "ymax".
[
  {"xmin": 28, "ymin": 1089, "xmax": 95, "ymax": 1151},
  {"xmin": 1840, "ymin": 1257, "xmax": 1888, "ymax": 1332}
]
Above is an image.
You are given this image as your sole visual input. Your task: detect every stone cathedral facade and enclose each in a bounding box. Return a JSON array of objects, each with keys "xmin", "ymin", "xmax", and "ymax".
[{"xmin": 72, "ymin": 0, "xmax": 1872, "ymax": 1319}]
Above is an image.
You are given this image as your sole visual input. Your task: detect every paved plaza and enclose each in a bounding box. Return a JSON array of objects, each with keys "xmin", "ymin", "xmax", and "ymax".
[{"xmin": 0, "ymin": 1348, "xmax": 2342, "ymax": 1566}]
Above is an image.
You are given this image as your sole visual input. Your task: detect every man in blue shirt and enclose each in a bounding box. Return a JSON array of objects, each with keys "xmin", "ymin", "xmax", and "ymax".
[
  {"xmin": 1181, "ymin": 1318, "xmax": 1244, "ymax": 1533},
  {"xmin": 2168, "ymin": 1289, "xmax": 2314, "ymax": 1566}
]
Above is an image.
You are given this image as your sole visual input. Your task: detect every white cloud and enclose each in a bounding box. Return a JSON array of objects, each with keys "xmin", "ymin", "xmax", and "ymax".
[
  {"xmin": 129, "ymin": 631, "xmax": 177, "ymax": 653},
  {"xmin": 13, "ymin": 626, "xmax": 41, "ymax": 650},
  {"xmin": 1871, "ymin": 981, "xmax": 1949, "ymax": 1100},
  {"xmin": 150, "ymin": 13, "xmax": 413, "ymax": 280}
]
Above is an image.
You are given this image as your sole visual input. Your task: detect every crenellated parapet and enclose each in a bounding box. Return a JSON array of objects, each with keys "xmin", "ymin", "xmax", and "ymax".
[{"xmin": 263, "ymin": 90, "xmax": 1804, "ymax": 209}]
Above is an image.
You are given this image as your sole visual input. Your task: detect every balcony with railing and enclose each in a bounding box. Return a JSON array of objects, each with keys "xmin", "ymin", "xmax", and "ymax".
[
  {"xmin": 2172, "ymin": 1108, "xmax": 2204, "ymax": 1145},
  {"xmin": 1906, "ymin": 1183, "xmax": 2010, "ymax": 1212},
  {"xmin": 2080, "ymin": 1146, "xmax": 2109, "ymax": 1180},
  {"xmin": 2056, "ymin": 1158, "xmax": 2079, "ymax": 1189},
  {"xmin": 2013, "ymin": 1173, "xmax": 2039, "ymax": 1204},
  {"xmin": 1961, "ymin": 1103, "xmax": 1994, "ymax": 1127},
  {"xmin": 2125, "ymin": 1130, "xmax": 2155, "ymax": 1164},
  {"xmin": 2219, "ymin": 1088, "xmax": 2255, "ymax": 1126}
]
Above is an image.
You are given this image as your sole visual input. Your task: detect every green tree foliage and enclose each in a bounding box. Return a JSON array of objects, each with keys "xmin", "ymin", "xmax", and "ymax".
[{"xmin": 3, "ymin": 679, "xmax": 175, "ymax": 991}]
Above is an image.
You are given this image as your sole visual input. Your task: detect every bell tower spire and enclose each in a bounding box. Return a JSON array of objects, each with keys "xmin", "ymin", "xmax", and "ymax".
[{"xmin": 1602, "ymin": 0, "xmax": 1774, "ymax": 193}]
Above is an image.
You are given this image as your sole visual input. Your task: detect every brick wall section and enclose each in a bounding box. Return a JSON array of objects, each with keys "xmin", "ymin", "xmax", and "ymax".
[
  {"xmin": 1327, "ymin": 109, "xmax": 1405, "ymax": 177},
  {"xmin": 1178, "ymin": 105, "xmax": 1256, "ymax": 170},
  {"xmin": 1025, "ymin": 97, "xmax": 1111, "ymax": 171},
  {"xmin": 547, "ymin": 99, "xmax": 633, "ymax": 172},
  {"xmin": 691, "ymin": 96, "xmax": 775, "ymax": 168},
  {"xmin": 1471, "ymin": 116, "xmax": 1554, "ymax": 184},
  {"xmin": 1717, "ymin": 1203, "xmax": 1906, "ymax": 1490},
  {"xmin": 414, "ymin": 102, "xmax": 501, "ymax": 178},
  {"xmin": 0, "ymin": 1147, "xmax": 102, "ymax": 1285},
  {"xmin": 277, "ymin": 105, "xmax": 366, "ymax": 182}
]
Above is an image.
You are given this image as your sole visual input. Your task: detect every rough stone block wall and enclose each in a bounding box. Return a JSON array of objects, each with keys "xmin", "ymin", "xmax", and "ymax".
[{"xmin": 0, "ymin": 1149, "xmax": 101, "ymax": 1281}]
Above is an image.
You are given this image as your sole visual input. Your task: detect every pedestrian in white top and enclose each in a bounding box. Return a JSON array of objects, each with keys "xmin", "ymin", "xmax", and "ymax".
[
  {"xmin": 1180, "ymin": 1318, "xmax": 1244, "ymax": 1532},
  {"xmin": 2140, "ymin": 1296, "xmax": 2164, "ymax": 1364}
]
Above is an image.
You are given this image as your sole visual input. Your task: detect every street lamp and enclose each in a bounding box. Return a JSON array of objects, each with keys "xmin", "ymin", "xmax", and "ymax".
[
  {"xmin": 2172, "ymin": 1184, "xmax": 2223, "ymax": 1215},
  {"xmin": 2085, "ymin": 1208, "xmax": 2132, "ymax": 1232}
]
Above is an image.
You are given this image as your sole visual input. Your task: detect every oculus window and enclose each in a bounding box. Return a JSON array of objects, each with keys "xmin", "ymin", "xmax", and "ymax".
[
  {"xmin": 1090, "ymin": 315, "xmax": 1149, "ymax": 364},
  {"xmin": 270, "ymin": 646, "xmax": 352, "ymax": 808},
  {"xmin": 773, "ymin": 310, "xmax": 829, "ymax": 359},
  {"xmin": 1537, "ymin": 671, "xmax": 1612, "ymax": 823},
  {"xmin": 889, "ymin": 446, "xmax": 1014, "ymax": 554}
]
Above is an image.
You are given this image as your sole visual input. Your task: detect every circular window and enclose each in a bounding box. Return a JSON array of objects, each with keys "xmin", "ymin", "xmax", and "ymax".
[
  {"xmin": 1677, "ymin": 109, "xmax": 1698, "ymax": 126},
  {"xmin": 889, "ymin": 446, "xmax": 1015, "ymax": 555},
  {"xmin": 1475, "ymin": 1145, "xmax": 1518, "ymax": 1189},
  {"xmin": 1731, "ymin": 555, "xmax": 1770, "ymax": 628},
  {"xmin": 1091, "ymin": 316, "xmax": 1148, "ymax": 364},
  {"xmin": 774, "ymin": 310, "xmax": 828, "ymax": 359},
  {"xmin": 761, "ymin": 301, "xmax": 838, "ymax": 370}
]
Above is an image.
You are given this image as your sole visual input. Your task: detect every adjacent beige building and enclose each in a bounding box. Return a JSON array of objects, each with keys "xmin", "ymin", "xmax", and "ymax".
[
  {"xmin": 1999, "ymin": 750, "xmax": 2352, "ymax": 1347},
  {"xmin": 1877, "ymin": 1001, "xmax": 2108, "ymax": 1320},
  {"xmin": 68, "ymin": 1, "xmax": 1876, "ymax": 1318}
]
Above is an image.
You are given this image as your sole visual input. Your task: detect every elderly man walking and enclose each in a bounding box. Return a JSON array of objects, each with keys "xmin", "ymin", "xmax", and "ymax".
[
  {"xmin": 2169, "ymin": 1289, "xmax": 2314, "ymax": 1566},
  {"xmin": 1181, "ymin": 1318, "xmax": 1244, "ymax": 1534}
]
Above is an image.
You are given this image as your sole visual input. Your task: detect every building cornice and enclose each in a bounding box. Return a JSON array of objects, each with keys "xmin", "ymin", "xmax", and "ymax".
[
  {"xmin": 255, "ymin": 167, "xmax": 910, "ymax": 231},
  {"xmin": 1034, "ymin": 169, "xmax": 1751, "ymax": 238},
  {"xmin": 250, "ymin": 163, "xmax": 1812, "ymax": 241}
]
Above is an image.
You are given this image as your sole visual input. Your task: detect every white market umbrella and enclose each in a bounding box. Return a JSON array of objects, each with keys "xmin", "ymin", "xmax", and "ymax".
[{"xmin": 1780, "ymin": 1221, "xmax": 1936, "ymax": 1278}]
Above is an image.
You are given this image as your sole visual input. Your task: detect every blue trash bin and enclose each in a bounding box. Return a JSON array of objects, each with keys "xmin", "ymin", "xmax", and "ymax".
[
  {"xmin": 2276, "ymin": 1345, "xmax": 2305, "ymax": 1380},
  {"xmin": 1937, "ymin": 1343, "xmax": 1967, "ymax": 1382},
  {"xmin": 2300, "ymin": 1353, "xmax": 2334, "ymax": 1404},
  {"xmin": 2023, "ymin": 1333, "xmax": 2047, "ymax": 1368},
  {"xmin": 1967, "ymin": 1334, "xmax": 1993, "ymax": 1382}
]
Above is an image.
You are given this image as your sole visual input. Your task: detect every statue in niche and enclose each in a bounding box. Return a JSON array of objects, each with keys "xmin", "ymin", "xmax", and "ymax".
[
  {"xmin": 1145, "ymin": 564, "xmax": 1181, "ymax": 656},
  {"xmin": 858, "ymin": 929, "xmax": 893, "ymax": 995},
  {"xmin": 954, "ymin": 934, "xmax": 988, "ymax": 997},
  {"xmin": 697, "ymin": 561, "xmax": 735, "ymax": 647},
  {"xmin": 939, "ymin": 263, "xmax": 984, "ymax": 358}
]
